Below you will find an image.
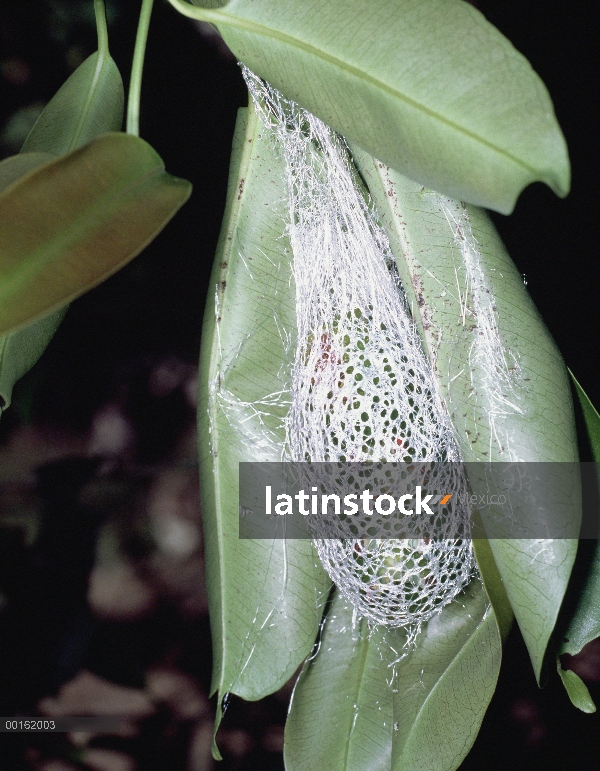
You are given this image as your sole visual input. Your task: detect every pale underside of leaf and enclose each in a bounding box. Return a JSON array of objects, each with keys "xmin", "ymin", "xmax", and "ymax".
[
  {"xmin": 285, "ymin": 581, "xmax": 500, "ymax": 771},
  {"xmin": 471, "ymin": 533, "xmax": 514, "ymax": 643},
  {"xmin": 168, "ymin": 0, "xmax": 570, "ymax": 213},
  {"xmin": 351, "ymin": 148, "xmax": 578, "ymax": 681},
  {"xmin": 197, "ymin": 104, "xmax": 329, "ymax": 755}
]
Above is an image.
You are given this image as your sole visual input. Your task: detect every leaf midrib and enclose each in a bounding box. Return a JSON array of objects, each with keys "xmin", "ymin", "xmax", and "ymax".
[
  {"xmin": 176, "ymin": 1, "xmax": 539, "ymax": 178},
  {"xmin": 69, "ymin": 52, "xmax": 105, "ymax": 153},
  {"xmin": 397, "ymin": 606, "xmax": 492, "ymax": 763},
  {"xmin": 0, "ymin": 165, "xmax": 164, "ymax": 302},
  {"xmin": 341, "ymin": 617, "xmax": 371, "ymax": 771}
]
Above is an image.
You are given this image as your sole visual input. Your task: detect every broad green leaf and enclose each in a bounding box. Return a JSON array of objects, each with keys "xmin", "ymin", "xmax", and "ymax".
[
  {"xmin": 0, "ymin": 153, "xmax": 53, "ymax": 190},
  {"xmin": 197, "ymin": 105, "xmax": 329, "ymax": 754},
  {"xmin": 0, "ymin": 153, "xmax": 66, "ymax": 412},
  {"xmin": 0, "ymin": 15, "xmax": 124, "ymax": 415},
  {"xmin": 557, "ymin": 659, "xmax": 596, "ymax": 714},
  {"xmin": 167, "ymin": 0, "xmax": 568, "ymax": 214},
  {"xmin": 285, "ymin": 581, "xmax": 500, "ymax": 771},
  {"xmin": 352, "ymin": 148, "xmax": 579, "ymax": 682},
  {"xmin": 285, "ymin": 592, "xmax": 394, "ymax": 771},
  {"xmin": 21, "ymin": 0, "xmax": 122, "ymax": 160},
  {"xmin": 390, "ymin": 582, "xmax": 499, "ymax": 771},
  {"xmin": 560, "ymin": 374, "xmax": 600, "ymax": 656},
  {"xmin": 21, "ymin": 52, "xmax": 123, "ymax": 157},
  {"xmin": 0, "ymin": 133, "xmax": 191, "ymax": 335}
]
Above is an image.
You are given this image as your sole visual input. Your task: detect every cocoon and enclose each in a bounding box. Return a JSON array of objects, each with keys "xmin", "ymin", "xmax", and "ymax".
[{"xmin": 244, "ymin": 67, "xmax": 476, "ymax": 631}]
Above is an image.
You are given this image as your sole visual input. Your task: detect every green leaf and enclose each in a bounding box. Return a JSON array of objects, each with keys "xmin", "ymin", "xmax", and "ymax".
[
  {"xmin": 0, "ymin": 309, "xmax": 66, "ymax": 413},
  {"xmin": 560, "ymin": 374, "xmax": 600, "ymax": 656},
  {"xmin": 0, "ymin": 132, "xmax": 191, "ymax": 335},
  {"xmin": 0, "ymin": 153, "xmax": 66, "ymax": 412},
  {"xmin": 561, "ymin": 547, "xmax": 600, "ymax": 656},
  {"xmin": 571, "ymin": 370, "xmax": 600, "ymax": 461},
  {"xmin": 285, "ymin": 592, "xmax": 394, "ymax": 771},
  {"xmin": 21, "ymin": 51, "xmax": 123, "ymax": 157},
  {"xmin": 557, "ymin": 659, "xmax": 596, "ymax": 714},
  {"xmin": 471, "ymin": 533, "xmax": 513, "ymax": 643},
  {"xmin": 390, "ymin": 583, "xmax": 500, "ymax": 771},
  {"xmin": 285, "ymin": 581, "xmax": 500, "ymax": 771},
  {"xmin": 197, "ymin": 104, "xmax": 329, "ymax": 754},
  {"xmin": 168, "ymin": 0, "xmax": 568, "ymax": 214},
  {"xmin": 0, "ymin": 19, "xmax": 124, "ymax": 416},
  {"xmin": 352, "ymin": 148, "xmax": 579, "ymax": 682},
  {"xmin": 0, "ymin": 153, "xmax": 53, "ymax": 190}
]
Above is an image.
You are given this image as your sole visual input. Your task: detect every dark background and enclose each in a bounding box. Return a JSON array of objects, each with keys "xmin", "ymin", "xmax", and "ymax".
[{"xmin": 0, "ymin": 1, "xmax": 599, "ymax": 770}]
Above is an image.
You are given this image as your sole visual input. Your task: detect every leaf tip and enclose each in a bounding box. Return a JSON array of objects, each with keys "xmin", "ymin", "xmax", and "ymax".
[
  {"xmin": 557, "ymin": 658, "xmax": 597, "ymax": 714},
  {"xmin": 166, "ymin": 174, "xmax": 193, "ymax": 204},
  {"xmin": 547, "ymin": 156, "xmax": 571, "ymax": 200}
]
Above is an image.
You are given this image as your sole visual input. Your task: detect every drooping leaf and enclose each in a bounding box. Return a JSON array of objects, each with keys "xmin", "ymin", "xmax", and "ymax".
[
  {"xmin": 284, "ymin": 592, "xmax": 394, "ymax": 771},
  {"xmin": 0, "ymin": 133, "xmax": 191, "ymax": 336},
  {"xmin": 167, "ymin": 0, "xmax": 569, "ymax": 214},
  {"xmin": 285, "ymin": 581, "xmax": 500, "ymax": 771},
  {"xmin": 197, "ymin": 104, "xmax": 330, "ymax": 755},
  {"xmin": 21, "ymin": 51, "xmax": 123, "ymax": 157},
  {"xmin": 0, "ymin": 306, "xmax": 66, "ymax": 413},
  {"xmin": 557, "ymin": 659, "xmax": 596, "ymax": 714},
  {"xmin": 560, "ymin": 374, "xmax": 600, "ymax": 656},
  {"xmin": 0, "ymin": 153, "xmax": 53, "ymax": 190},
  {"xmin": 352, "ymin": 148, "xmax": 579, "ymax": 682},
  {"xmin": 0, "ymin": 21, "xmax": 124, "ymax": 415},
  {"xmin": 390, "ymin": 582, "xmax": 500, "ymax": 771},
  {"xmin": 0, "ymin": 153, "xmax": 66, "ymax": 412}
]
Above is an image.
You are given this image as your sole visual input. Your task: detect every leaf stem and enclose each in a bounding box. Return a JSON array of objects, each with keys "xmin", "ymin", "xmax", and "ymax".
[
  {"xmin": 126, "ymin": 0, "xmax": 155, "ymax": 136},
  {"xmin": 94, "ymin": 0, "xmax": 109, "ymax": 57},
  {"xmin": 165, "ymin": 0, "xmax": 216, "ymax": 21}
]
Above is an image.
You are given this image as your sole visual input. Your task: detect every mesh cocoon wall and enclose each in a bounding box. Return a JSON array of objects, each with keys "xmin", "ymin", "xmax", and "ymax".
[{"xmin": 243, "ymin": 67, "xmax": 476, "ymax": 631}]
